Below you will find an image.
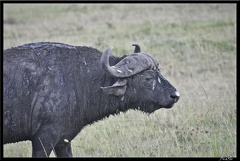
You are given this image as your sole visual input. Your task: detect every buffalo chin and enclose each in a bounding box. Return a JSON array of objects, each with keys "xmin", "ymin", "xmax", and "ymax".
[
  {"xmin": 161, "ymin": 103, "xmax": 175, "ymax": 109},
  {"xmin": 138, "ymin": 102, "xmax": 176, "ymax": 113},
  {"xmin": 137, "ymin": 104, "xmax": 161, "ymax": 114}
]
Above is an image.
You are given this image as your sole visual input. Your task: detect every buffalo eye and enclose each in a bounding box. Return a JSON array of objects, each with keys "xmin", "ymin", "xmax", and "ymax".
[
  {"xmin": 144, "ymin": 77, "xmax": 155, "ymax": 88},
  {"xmin": 145, "ymin": 77, "xmax": 154, "ymax": 82},
  {"xmin": 146, "ymin": 77, "xmax": 153, "ymax": 81}
]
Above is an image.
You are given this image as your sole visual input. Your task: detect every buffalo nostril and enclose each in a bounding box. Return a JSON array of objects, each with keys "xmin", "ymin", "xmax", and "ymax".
[{"xmin": 170, "ymin": 91, "xmax": 180, "ymax": 101}]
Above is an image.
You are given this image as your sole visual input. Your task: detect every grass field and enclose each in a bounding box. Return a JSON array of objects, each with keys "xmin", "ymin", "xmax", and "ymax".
[{"xmin": 3, "ymin": 3, "xmax": 236, "ymax": 157}]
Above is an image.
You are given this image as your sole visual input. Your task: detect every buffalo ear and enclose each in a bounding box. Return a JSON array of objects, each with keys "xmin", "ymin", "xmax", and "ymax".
[{"xmin": 101, "ymin": 79, "xmax": 127, "ymax": 96}]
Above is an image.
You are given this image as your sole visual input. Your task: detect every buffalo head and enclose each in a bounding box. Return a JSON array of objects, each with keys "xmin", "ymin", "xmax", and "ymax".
[{"xmin": 101, "ymin": 43, "xmax": 180, "ymax": 113}]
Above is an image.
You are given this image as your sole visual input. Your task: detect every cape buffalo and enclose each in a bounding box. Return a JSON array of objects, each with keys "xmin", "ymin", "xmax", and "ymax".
[{"xmin": 3, "ymin": 42, "xmax": 180, "ymax": 157}]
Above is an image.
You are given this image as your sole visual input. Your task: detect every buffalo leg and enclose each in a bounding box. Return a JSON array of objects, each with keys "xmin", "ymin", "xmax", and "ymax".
[
  {"xmin": 31, "ymin": 135, "xmax": 56, "ymax": 157},
  {"xmin": 55, "ymin": 142, "xmax": 73, "ymax": 157}
]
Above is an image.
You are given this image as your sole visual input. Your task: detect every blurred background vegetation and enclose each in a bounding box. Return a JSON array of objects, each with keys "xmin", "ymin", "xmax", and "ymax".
[{"xmin": 3, "ymin": 3, "xmax": 236, "ymax": 157}]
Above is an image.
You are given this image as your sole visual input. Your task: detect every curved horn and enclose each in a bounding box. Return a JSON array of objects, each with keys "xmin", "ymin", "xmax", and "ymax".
[
  {"xmin": 100, "ymin": 46, "xmax": 117, "ymax": 77},
  {"xmin": 132, "ymin": 43, "xmax": 141, "ymax": 53},
  {"xmin": 101, "ymin": 46, "xmax": 158, "ymax": 78}
]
